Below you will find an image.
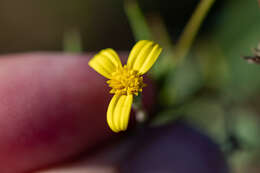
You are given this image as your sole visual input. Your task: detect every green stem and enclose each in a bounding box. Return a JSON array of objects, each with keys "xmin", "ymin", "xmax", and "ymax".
[
  {"xmin": 174, "ymin": 0, "xmax": 215, "ymax": 65},
  {"xmin": 63, "ymin": 29, "xmax": 82, "ymax": 53},
  {"xmin": 124, "ymin": 0, "xmax": 152, "ymax": 41}
]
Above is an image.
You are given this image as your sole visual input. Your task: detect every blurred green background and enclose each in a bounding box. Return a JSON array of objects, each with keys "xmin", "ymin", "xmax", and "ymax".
[{"xmin": 0, "ymin": 0, "xmax": 260, "ymax": 172}]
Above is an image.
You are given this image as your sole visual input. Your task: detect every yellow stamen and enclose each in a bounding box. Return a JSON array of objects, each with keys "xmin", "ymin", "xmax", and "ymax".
[{"xmin": 107, "ymin": 65, "xmax": 146, "ymax": 96}]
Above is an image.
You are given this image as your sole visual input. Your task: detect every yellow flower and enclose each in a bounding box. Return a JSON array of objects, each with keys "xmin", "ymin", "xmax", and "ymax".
[{"xmin": 88, "ymin": 40, "xmax": 162, "ymax": 132}]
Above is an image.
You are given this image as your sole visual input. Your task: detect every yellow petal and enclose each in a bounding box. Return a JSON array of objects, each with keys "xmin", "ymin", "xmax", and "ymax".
[
  {"xmin": 127, "ymin": 40, "xmax": 148, "ymax": 69},
  {"xmin": 113, "ymin": 95, "xmax": 126, "ymax": 131},
  {"xmin": 120, "ymin": 94, "xmax": 133, "ymax": 130},
  {"xmin": 107, "ymin": 94, "xmax": 133, "ymax": 132},
  {"xmin": 107, "ymin": 95, "xmax": 120, "ymax": 132},
  {"xmin": 138, "ymin": 44, "xmax": 162, "ymax": 74},
  {"xmin": 88, "ymin": 48, "xmax": 122, "ymax": 79},
  {"xmin": 127, "ymin": 40, "xmax": 162, "ymax": 74}
]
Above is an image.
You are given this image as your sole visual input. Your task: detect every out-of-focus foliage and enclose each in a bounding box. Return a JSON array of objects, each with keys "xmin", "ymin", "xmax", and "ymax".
[
  {"xmin": 211, "ymin": 0, "xmax": 260, "ymax": 100},
  {"xmin": 126, "ymin": 0, "xmax": 260, "ymax": 172}
]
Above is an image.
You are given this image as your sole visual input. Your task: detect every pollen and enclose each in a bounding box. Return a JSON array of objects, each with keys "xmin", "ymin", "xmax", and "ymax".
[{"xmin": 107, "ymin": 65, "xmax": 146, "ymax": 96}]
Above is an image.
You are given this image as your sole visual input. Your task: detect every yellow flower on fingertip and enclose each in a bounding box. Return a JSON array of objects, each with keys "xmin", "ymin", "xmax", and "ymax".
[{"xmin": 88, "ymin": 40, "xmax": 162, "ymax": 132}]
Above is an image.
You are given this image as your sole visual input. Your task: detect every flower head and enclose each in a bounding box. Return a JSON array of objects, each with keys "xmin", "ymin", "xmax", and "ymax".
[{"xmin": 88, "ymin": 40, "xmax": 162, "ymax": 132}]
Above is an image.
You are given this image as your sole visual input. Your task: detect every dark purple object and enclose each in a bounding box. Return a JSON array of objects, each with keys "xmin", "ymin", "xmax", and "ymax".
[{"xmin": 120, "ymin": 122, "xmax": 229, "ymax": 173}]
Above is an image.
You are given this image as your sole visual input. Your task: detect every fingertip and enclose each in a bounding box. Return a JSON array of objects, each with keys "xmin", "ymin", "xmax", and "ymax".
[{"xmin": 0, "ymin": 53, "xmax": 113, "ymax": 172}]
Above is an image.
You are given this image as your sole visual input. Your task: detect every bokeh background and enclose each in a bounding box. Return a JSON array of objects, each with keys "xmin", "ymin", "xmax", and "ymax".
[{"xmin": 0, "ymin": 0, "xmax": 260, "ymax": 172}]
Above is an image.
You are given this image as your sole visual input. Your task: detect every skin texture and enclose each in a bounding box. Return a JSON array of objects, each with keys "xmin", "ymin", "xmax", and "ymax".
[{"xmin": 0, "ymin": 53, "xmax": 114, "ymax": 173}]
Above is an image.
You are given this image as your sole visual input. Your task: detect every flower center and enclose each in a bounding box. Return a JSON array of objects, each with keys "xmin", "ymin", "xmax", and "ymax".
[{"xmin": 107, "ymin": 65, "xmax": 146, "ymax": 96}]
